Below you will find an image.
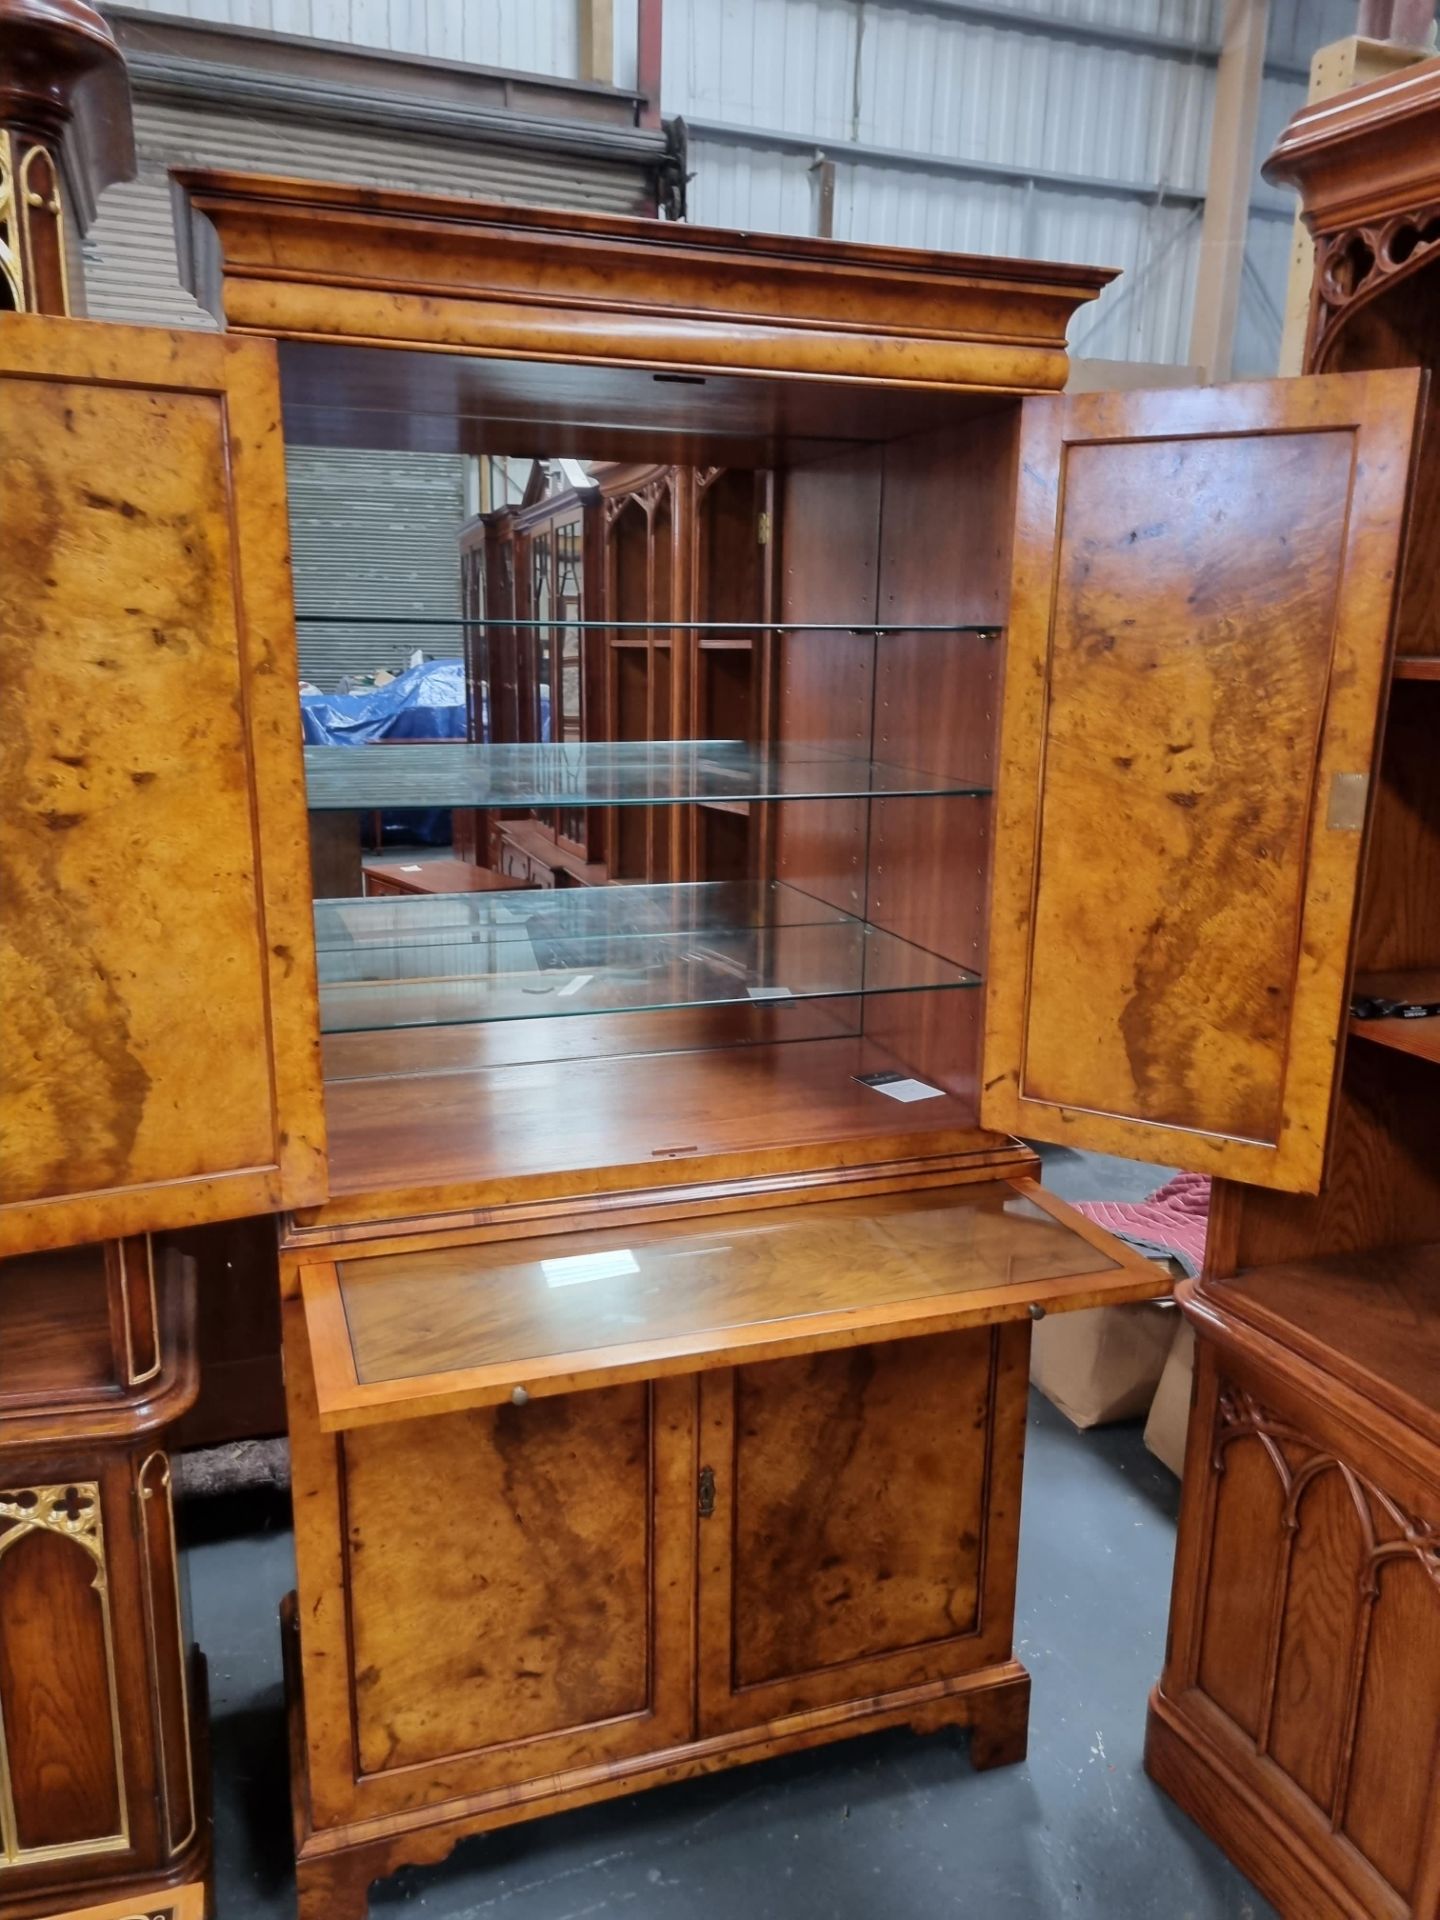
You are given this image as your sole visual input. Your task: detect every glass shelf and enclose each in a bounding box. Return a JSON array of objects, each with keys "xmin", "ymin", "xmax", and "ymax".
[
  {"xmin": 304, "ymin": 739, "xmax": 990, "ymax": 811},
  {"xmin": 315, "ymin": 880, "xmax": 981, "ymax": 1033},
  {"xmin": 294, "ymin": 615, "xmax": 1002, "ymax": 636}
]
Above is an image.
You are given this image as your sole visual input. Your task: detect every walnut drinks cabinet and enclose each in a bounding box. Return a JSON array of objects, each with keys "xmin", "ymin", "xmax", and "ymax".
[{"xmin": 0, "ymin": 140, "xmax": 1431, "ymax": 1920}]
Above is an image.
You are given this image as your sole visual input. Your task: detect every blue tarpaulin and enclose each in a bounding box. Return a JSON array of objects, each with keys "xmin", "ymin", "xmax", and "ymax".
[
  {"xmin": 301, "ymin": 658, "xmax": 466, "ymax": 845},
  {"xmin": 299, "ymin": 657, "xmax": 468, "ymax": 748}
]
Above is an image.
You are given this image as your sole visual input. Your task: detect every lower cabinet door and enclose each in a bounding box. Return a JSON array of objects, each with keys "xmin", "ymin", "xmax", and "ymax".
[
  {"xmin": 287, "ymin": 1304, "xmax": 697, "ymax": 1827},
  {"xmin": 695, "ymin": 1325, "xmax": 1029, "ymax": 1735}
]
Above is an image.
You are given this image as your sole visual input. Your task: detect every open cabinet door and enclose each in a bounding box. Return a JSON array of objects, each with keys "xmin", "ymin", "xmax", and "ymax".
[
  {"xmin": 0, "ymin": 315, "xmax": 326, "ymax": 1255},
  {"xmin": 982, "ymin": 372, "xmax": 1422, "ymax": 1194}
]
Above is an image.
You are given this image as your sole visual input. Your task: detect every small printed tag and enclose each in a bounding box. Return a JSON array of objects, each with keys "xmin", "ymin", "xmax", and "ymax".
[
  {"xmin": 747, "ymin": 985, "xmax": 794, "ymax": 1001},
  {"xmin": 558, "ymin": 974, "xmax": 594, "ymax": 997},
  {"xmin": 400, "ymin": 864, "xmax": 423, "ymax": 872},
  {"xmin": 854, "ymin": 1069, "xmax": 945, "ymax": 1103}
]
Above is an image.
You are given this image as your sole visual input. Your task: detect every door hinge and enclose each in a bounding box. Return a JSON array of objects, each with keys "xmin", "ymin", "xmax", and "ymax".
[
  {"xmin": 757, "ymin": 511, "xmax": 771, "ymax": 547},
  {"xmin": 697, "ymin": 1464, "xmax": 716, "ymax": 1518},
  {"xmin": 1327, "ymin": 771, "xmax": 1368, "ymax": 832}
]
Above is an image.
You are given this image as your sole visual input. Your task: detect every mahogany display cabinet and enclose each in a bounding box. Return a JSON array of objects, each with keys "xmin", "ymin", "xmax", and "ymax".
[
  {"xmin": 1145, "ymin": 56, "xmax": 1440, "ymax": 1920},
  {"xmin": 0, "ymin": 154, "xmax": 1429, "ymax": 1920}
]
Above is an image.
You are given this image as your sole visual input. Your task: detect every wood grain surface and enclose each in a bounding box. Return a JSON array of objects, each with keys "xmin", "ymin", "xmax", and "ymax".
[
  {"xmin": 342, "ymin": 1386, "xmax": 654, "ymax": 1772},
  {"xmin": 175, "ymin": 169, "xmax": 1112, "ymax": 402},
  {"xmin": 1150, "ymin": 1312, "xmax": 1440, "ymax": 1920},
  {"xmin": 1205, "ymin": 1041, "xmax": 1440, "ymax": 1273},
  {"xmin": 0, "ymin": 315, "xmax": 326, "ymax": 1256},
  {"xmin": 0, "ymin": 1247, "xmax": 115, "ymax": 1406},
  {"xmin": 299, "ymin": 1178, "xmax": 1162, "ymax": 1430},
  {"xmin": 725, "ymin": 1334, "xmax": 993, "ymax": 1687},
  {"xmin": 308, "ymin": 1034, "xmax": 1008, "ymax": 1233},
  {"xmin": 984, "ymin": 370, "xmax": 1422, "ymax": 1193},
  {"xmin": 0, "ymin": 1523, "xmax": 123, "ymax": 1854},
  {"xmin": 695, "ymin": 1326, "xmax": 1030, "ymax": 1736},
  {"xmin": 284, "ymin": 1296, "xmax": 697, "ymax": 1826},
  {"xmin": 1200, "ymin": 1240, "xmax": 1440, "ymax": 1450}
]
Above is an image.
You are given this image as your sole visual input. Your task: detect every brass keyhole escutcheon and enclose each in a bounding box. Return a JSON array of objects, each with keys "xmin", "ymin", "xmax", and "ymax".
[{"xmin": 698, "ymin": 1465, "xmax": 716, "ymax": 1518}]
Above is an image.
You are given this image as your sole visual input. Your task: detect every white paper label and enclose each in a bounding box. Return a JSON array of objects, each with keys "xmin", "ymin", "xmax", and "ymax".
[
  {"xmin": 862, "ymin": 1075, "xmax": 945, "ymax": 1103},
  {"xmin": 557, "ymin": 974, "xmax": 594, "ymax": 997},
  {"xmin": 747, "ymin": 985, "xmax": 794, "ymax": 1001}
]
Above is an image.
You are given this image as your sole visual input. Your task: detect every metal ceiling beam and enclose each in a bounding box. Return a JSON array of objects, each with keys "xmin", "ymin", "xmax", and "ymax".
[
  {"xmin": 683, "ymin": 117, "xmax": 1294, "ymax": 220},
  {"xmin": 837, "ymin": 0, "xmax": 1309, "ymax": 82}
]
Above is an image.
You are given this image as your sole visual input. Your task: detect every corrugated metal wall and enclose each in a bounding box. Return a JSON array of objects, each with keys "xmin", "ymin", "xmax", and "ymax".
[
  {"xmin": 1234, "ymin": 0, "xmax": 1359, "ymax": 374},
  {"xmin": 107, "ymin": 0, "xmax": 646, "ymax": 84},
  {"xmin": 83, "ymin": 18, "xmax": 656, "ymax": 693},
  {"xmin": 286, "ymin": 449, "xmax": 467, "ymax": 690},
  {"xmin": 82, "ymin": 96, "xmax": 655, "ymax": 329},
  {"xmin": 98, "ymin": 0, "xmax": 1362, "ymax": 368},
  {"xmin": 663, "ymin": 0, "xmax": 1353, "ymax": 369},
  {"xmin": 666, "ymin": 0, "xmax": 1210, "ymax": 363},
  {"xmin": 105, "ymin": 0, "xmax": 584, "ymax": 75}
]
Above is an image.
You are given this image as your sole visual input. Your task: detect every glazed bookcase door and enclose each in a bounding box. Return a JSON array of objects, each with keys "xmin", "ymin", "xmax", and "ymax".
[
  {"xmin": 983, "ymin": 371, "xmax": 1423, "ymax": 1194},
  {"xmin": 0, "ymin": 314, "xmax": 327, "ymax": 1256}
]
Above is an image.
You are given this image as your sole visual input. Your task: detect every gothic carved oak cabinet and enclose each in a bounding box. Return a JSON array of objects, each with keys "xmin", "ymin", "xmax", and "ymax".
[
  {"xmin": 1146, "ymin": 56, "xmax": 1440, "ymax": 1920},
  {"xmin": 0, "ymin": 148, "xmax": 1424, "ymax": 1920}
]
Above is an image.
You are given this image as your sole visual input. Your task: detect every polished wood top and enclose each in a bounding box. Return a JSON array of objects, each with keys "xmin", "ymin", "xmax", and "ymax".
[
  {"xmin": 303, "ymin": 1033, "xmax": 1012, "ymax": 1234},
  {"xmin": 1193, "ymin": 1244, "xmax": 1440, "ymax": 1451},
  {"xmin": 363, "ymin": 859, "xmax": 530, "ymax": 896},
  {"xmin": 300, "ymin": 1176, "xmax": 1164, "ymax": 1428}
]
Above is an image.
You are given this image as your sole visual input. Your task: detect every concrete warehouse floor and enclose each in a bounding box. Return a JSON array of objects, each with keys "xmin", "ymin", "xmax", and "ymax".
[{"xmin": 182, "ymin": 1150, "xmax": 1275, "ymax": 1919}]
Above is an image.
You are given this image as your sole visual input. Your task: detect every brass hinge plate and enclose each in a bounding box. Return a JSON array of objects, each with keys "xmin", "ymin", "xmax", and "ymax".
[{"xmin": 1327, "ymin": 771, "xmax": 1369, "ymax": 832}]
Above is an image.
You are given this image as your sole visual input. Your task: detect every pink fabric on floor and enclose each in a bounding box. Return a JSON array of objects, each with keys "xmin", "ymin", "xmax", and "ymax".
[{"xmin": 1075, "ymin": 1170, "xmax": 1211, "ymax": 1277}]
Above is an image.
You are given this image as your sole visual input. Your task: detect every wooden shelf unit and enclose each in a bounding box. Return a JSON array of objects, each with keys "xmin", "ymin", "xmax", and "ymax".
[
  {"xmin": 1350, "ymin": 967, "xmax": 1440, "ymax": 1066},
  {"xmin": 1148, "ymin": 57, "xmax": 1440, "ymax": 1920}
]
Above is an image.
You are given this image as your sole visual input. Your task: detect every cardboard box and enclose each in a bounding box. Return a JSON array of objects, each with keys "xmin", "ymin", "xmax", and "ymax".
[
  {"xmin": 1030, "ymin": 1298, "xmax": 1177, "ymax": 1429},
  {"xmin": 1144, "ymin": 1317, "xmax": 1196, "ymax": 1477}
]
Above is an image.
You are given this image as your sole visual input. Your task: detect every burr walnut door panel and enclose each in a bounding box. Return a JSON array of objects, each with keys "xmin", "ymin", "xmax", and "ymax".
[
  {"xmin": 294, "ymin": 1361, "xmax": 696, "ymax": 1824},
  {"xmin": 696, "ymin": 1326, "xmax": 1029, "ymax": 1734},
  {"xmin": 984, "ymin": 372, "xmax": 1423, "ymax": 1194},
  {"xmin": 0, "ymin": 315, "xmax": 325, "ymax": 1258}
]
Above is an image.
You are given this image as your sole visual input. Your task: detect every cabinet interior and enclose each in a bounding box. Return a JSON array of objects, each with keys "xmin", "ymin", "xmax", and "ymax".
[{"xmin": 288, "ymin": 338, "xmax": 1024, "ymax": 1220}]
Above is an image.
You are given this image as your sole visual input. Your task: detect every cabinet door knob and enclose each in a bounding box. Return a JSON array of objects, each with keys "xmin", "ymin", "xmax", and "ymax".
[
  {"xmin": 510, "ymin": 1386, "xmax": 530, "ymax": 1407},
  {"xmin": 698, "ymin": 1465, "xmax": 716, "ymax": 1518},
  {"xmin": 1028, "ymin": 1302, "xmax": 1047, "ymax": 1321}
]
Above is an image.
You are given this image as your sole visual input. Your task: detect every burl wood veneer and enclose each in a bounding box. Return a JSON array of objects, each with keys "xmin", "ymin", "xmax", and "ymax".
[
  {"xmin": 278, "ymin": 1175, "xmax": 1138, "ymax": 1920},
  {"xmin": 0, "ymin": 316, "xmax": 326, "ymax": 1258},
  {"xmin": 982, "ymin": 370, "xmax": 1422, "ymax": 1193}
]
